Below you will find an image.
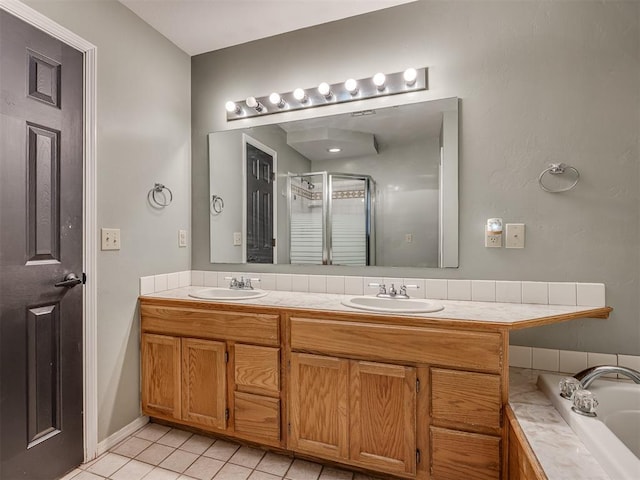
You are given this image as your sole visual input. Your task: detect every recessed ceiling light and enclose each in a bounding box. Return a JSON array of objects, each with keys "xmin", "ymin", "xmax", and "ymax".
[{"xmin": 327, "ymin": 147, "xmax": 342, "ymax": 153}]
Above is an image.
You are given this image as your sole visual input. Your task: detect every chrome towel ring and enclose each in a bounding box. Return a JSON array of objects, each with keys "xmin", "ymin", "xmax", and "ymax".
[
  {"xmin": 211, "ymin": 194, "xmax": 224, "ymax": 214},
  {"xmin": 148, "ymin": 183, "xmax": 173, "ymax": 208},
  {"xmin": 538, "ymin": 163, "xmax": 580, "ymax": 193}
]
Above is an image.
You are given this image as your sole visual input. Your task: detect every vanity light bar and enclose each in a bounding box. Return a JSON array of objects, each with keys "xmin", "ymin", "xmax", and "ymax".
[{"xmin": 225, "ymin": 68, "xmax": 428, "ymax": 121}]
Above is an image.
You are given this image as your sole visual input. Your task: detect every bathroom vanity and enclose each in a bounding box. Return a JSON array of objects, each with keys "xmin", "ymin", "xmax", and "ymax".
[{"xmin": 139, "ymin": 289, "xmax": 610, "ymax": 480}]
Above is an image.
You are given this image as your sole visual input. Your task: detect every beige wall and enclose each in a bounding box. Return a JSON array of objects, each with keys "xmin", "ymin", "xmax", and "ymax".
[
  {"xmin": 26, "ymin": 0, "xmax": 191, "ymax": 441},
  {"xmin": 192, "ymin": 1, "xmax": 640, "ymax": 355}
]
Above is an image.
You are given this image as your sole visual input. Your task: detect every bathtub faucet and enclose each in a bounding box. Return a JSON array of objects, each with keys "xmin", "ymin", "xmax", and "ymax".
[{"xmin": 573, "ymin": 365, "xmax": 640, "ymax": 389}]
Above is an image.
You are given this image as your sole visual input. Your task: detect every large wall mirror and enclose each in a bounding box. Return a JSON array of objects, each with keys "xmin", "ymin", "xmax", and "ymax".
[{"xmin": 209, "ymin": 96, "xmax": 458, "ymax": 268}]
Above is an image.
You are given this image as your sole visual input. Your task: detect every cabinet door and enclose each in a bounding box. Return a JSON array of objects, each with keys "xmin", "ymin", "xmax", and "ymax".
[
  {"xmin": 350, "ymin": 361, "xmax": 417, "ymax": 476},
  {"xmin": 141, "ymin": 333, "xmax": 181, "ymax": 419},
  {"xmin": 182, "ymin": 338, "xmax": 227, "ymax": 429},
  {"xmin": 289, "ymin": 353, "xmax": 349, "ymax": 460}
]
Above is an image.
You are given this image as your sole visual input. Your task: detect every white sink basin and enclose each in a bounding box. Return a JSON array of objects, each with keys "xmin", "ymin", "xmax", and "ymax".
[
  {"xmin": 189, "ymin": 287, "xmax": 268, "ymax": 301},
  {"xmin": 341, "ymin": 296, "xmax": 444, "ymax": 314}
]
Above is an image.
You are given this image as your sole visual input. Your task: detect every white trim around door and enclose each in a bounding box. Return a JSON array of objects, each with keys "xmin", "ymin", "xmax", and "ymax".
[{"xmin": 0, "ymin": 0, "xmax": 99, "ymax": 462}]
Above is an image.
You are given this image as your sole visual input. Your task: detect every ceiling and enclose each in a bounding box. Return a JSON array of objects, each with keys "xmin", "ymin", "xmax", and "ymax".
[
  {"xmin": 280, "ymin": 99, "xmax": 447, "ymax": 161},
  {"xmin": 119, "ymin": 0, "xmax": 417, "ymax": 56}
]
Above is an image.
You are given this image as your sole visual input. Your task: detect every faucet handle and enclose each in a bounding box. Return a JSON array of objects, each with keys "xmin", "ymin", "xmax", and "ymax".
[
  {"xmin": 368, "ymin": 282, "xmax": 387, "ymax": 295},
  {"xmin": 572, "ymin": 389, "xmax": 598, "ymax": 417},
  {"xmin": 559, "ymin": 377, "xmax": 583, "ymax": 399}
]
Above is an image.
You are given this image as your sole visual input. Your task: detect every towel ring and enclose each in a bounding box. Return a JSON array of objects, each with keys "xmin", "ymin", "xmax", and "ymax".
[
  {"xmin": 211, "ymin": 195, "xmax": 224, "ymax": 214},
  {"xmin": 538, "ymin": 163, "xmax": 580, "ymax": 193},
  {"xmin": 148, "ymin": 183, "xmax": 173, "ymax": 208}
]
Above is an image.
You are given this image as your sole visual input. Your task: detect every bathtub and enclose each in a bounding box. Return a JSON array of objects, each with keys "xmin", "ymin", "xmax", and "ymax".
[{"xmin": 538, "ymin": 373, "xmax": 640, "ymax": 480}]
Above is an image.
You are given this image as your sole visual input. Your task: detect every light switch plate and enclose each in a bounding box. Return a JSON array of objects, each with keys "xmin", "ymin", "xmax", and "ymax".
[
  {"xmin": 178, "ymin": 229, "xmax": 187, "ymax": 247},
  {"xmin": 101, "ymin": 228, "xmax": 120, "ymax": 250},
  {"xmin": 505, "ymin": 223, "xmax": 525, "ymax": 248},
  {"xmin": 233, "ymin": 232, "xmax": 242, "ymax": 246}
]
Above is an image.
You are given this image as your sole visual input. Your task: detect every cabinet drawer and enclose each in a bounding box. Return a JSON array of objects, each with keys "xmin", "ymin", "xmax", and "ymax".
[
  {"xmin": 235, "ymin": 344, "xmax": 280, "ymax": 396},
  {"xmin": 290, "ymin": 317, "xmax": 502, "ymax": 372},
  {"xmin": 141, "ymin": 305, "xmax": 279, "ymax": 346},
  {"xmin": 430, "ymin": 427, "xmax": 501, "ymax": 480},
  {"xmin": 234, "ymin": 392, "xmax": 280, "ymax": 441},
  {"xmin": 431, "ymin": 368, "xmax": 502, "ymax": 432}
]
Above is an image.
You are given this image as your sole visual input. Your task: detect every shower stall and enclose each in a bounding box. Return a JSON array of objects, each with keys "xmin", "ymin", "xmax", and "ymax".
[{"xmin": 287, "ymin": 172, "xmax": 375, "ymax": 266}]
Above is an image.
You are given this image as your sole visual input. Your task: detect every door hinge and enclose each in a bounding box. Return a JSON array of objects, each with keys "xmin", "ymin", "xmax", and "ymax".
[
  {"xmin": 270, "ymin": 172, "xmax": 275, "ymax": 182},
  {"xmin": 225, "ymin": 408, "xmax": 229, "ymax": 421},
  {"xmin": 224, "ymin": 351, "xmax": 229, "ymax": 363},
  {"xmin": 82, "ymin": 272, "xmax": 87, "ymax": 284},
  {"xmin": 416, "ymin": 378, "xmax": 420, "ymax": 393},
  {"xmin": 416, "ymin": 449, "xmax": 421, "ymax": 464},
  {"xmin": 272, "ymin": 238, "xmax": 276, "ymax": 247}
]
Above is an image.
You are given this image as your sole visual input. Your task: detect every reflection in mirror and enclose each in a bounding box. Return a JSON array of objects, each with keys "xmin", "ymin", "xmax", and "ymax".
[{"xmin": 209, "ymin": 97, "xmax": 458, "ymax": 268}]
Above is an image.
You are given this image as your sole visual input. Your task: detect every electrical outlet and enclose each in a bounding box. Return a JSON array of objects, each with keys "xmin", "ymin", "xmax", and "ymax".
[
  {"xmin": 405, "ymin": 233, "xmax": 413, "ymax": 243},
  {"xmin": 233, "ymin": 232, "xmax": 242, "ymax": 246},
  {"xmin": 485, "ymin": 232, "xmax": 502, "ymax": 247},
  {"xmin": 505, "ymin": 223, "xmax": 525, "ymax": 248},
  {"xmin": 101, "ymin": 228, "xmax": 120, "ymax": 250},
  {"xmin": 485, "ymin": 218, "xmax": 503, "ymax": 248},
  {"xmin": 178, "ymin": 229, "xmax": 187, "ymax": 247}
]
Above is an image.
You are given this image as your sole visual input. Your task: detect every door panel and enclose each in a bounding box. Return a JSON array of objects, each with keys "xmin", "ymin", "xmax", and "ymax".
[
  {"xmin": 289, "ymin": 353, "xmax": 349, "ymax": 460},
  {"xmin": 1, "ymin": 9, "xmax": 84, "ymax": 479},
  {"xmin": 350, "ymin": 361, "xmax": 417, "ymax": 475},
  {"xmin": 246, "ymin": 141, "xmax": 274, "ymax": 263}
]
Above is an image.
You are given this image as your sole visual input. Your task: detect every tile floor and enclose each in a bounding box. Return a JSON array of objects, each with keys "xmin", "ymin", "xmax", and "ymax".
[{"xmin": 58, "ymin": 423, "xmax": 385, "ymax": 480}]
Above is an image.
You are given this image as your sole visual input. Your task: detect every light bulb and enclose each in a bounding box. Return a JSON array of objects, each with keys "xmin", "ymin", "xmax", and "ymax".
[
  {"xmin": 293, "ymin": 88, "xmax": 308, "ymax": 103},
  {"xmin": 403, "ymin": 67, "xmax": 418, "ymax": 86},
  {"xmin": 269, "ymin": 92, "xmax": 286, "ymax": 108},
  {"xmin": 225, "ymin": 101, "xmax": 240, "ymax": 114},
  {"xmin": 345, "ymin": 78, "xmax": 358, "ymax": 95},
  {"xmin": 246, "ymin": 96, "xmax": 264, "ymax": 112},
  {"xmin": 318, "ymin": 82, "xmax": 332, "ymax": 98},
  {"xmin": 372, "ymin": 72, "xmax": 386, "ymax": 90}
]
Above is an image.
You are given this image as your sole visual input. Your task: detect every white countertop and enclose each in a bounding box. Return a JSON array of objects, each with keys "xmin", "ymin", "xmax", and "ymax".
[
  {"xmin": 509, "ymin": 368, "xmax": 611, "ymax": 480},
  {"xmin": 142, "ymin": 286, "xmax": 607, "ymax": 326}
]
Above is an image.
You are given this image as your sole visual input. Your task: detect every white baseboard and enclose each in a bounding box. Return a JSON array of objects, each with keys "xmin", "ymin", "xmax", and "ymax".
[{"xmin": 96, "ymin": 416, "xmax": 149, "ymax": 457}]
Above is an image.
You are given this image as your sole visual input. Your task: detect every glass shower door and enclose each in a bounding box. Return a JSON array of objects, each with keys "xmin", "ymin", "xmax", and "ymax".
[
  {"xmin": 288, "ymin": 173, "xmax": 326, "ymax": 264},
  {"xmin": 329, "ymin": 175, "xmax": 371, "ymax": 266}
]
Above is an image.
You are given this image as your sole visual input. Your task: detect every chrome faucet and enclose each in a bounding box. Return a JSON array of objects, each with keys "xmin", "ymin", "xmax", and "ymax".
[
  {"xmin": 573, "ymin": 365, "xmax": 640, "ymax": 389},
  {"xmin": 226, "ymin": 276, "xmax": 258, "ymax": 290},
  {"xmin": 368, "ymin": 283, "xmax": 419, "ymax": 299}
]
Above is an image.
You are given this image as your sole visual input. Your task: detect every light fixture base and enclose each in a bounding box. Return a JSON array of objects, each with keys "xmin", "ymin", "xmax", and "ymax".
[{"xmin": 226, "ymin": 68, "xmax": 428, "ymax": 121}]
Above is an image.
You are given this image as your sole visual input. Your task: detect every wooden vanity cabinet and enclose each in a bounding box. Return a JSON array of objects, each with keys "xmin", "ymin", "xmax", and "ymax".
[
  {"xmin": 288, "ymin": 314, "xmax": 506, "ymax": 480},
  {"xmin": 140, "ymin": 302, "xmax": 283, "ymax": 447}
]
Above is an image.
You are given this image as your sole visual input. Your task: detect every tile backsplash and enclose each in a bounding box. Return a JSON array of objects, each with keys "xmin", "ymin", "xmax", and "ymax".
[
  {"xmin": 141, "ymin": 271, "xmax": 606, "ymax": 308},
  {"xmin": 509, "ymin": 345, "xmax": 638, "ymax": 377}
]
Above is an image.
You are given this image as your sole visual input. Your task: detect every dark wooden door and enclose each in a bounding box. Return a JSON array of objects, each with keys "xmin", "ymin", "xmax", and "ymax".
[
  {"xmin": 0, "ymin": 10, "xmax": 84, "ymax": 480},
  {"xmin": 245, "ymin": 142, "xmax": 274, "ymax": 263}
]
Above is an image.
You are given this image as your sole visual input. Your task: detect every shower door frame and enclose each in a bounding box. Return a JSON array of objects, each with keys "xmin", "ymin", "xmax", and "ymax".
[{"xmin": 287, "ymin": 172, "xmax": 375, "ymax": 266}]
